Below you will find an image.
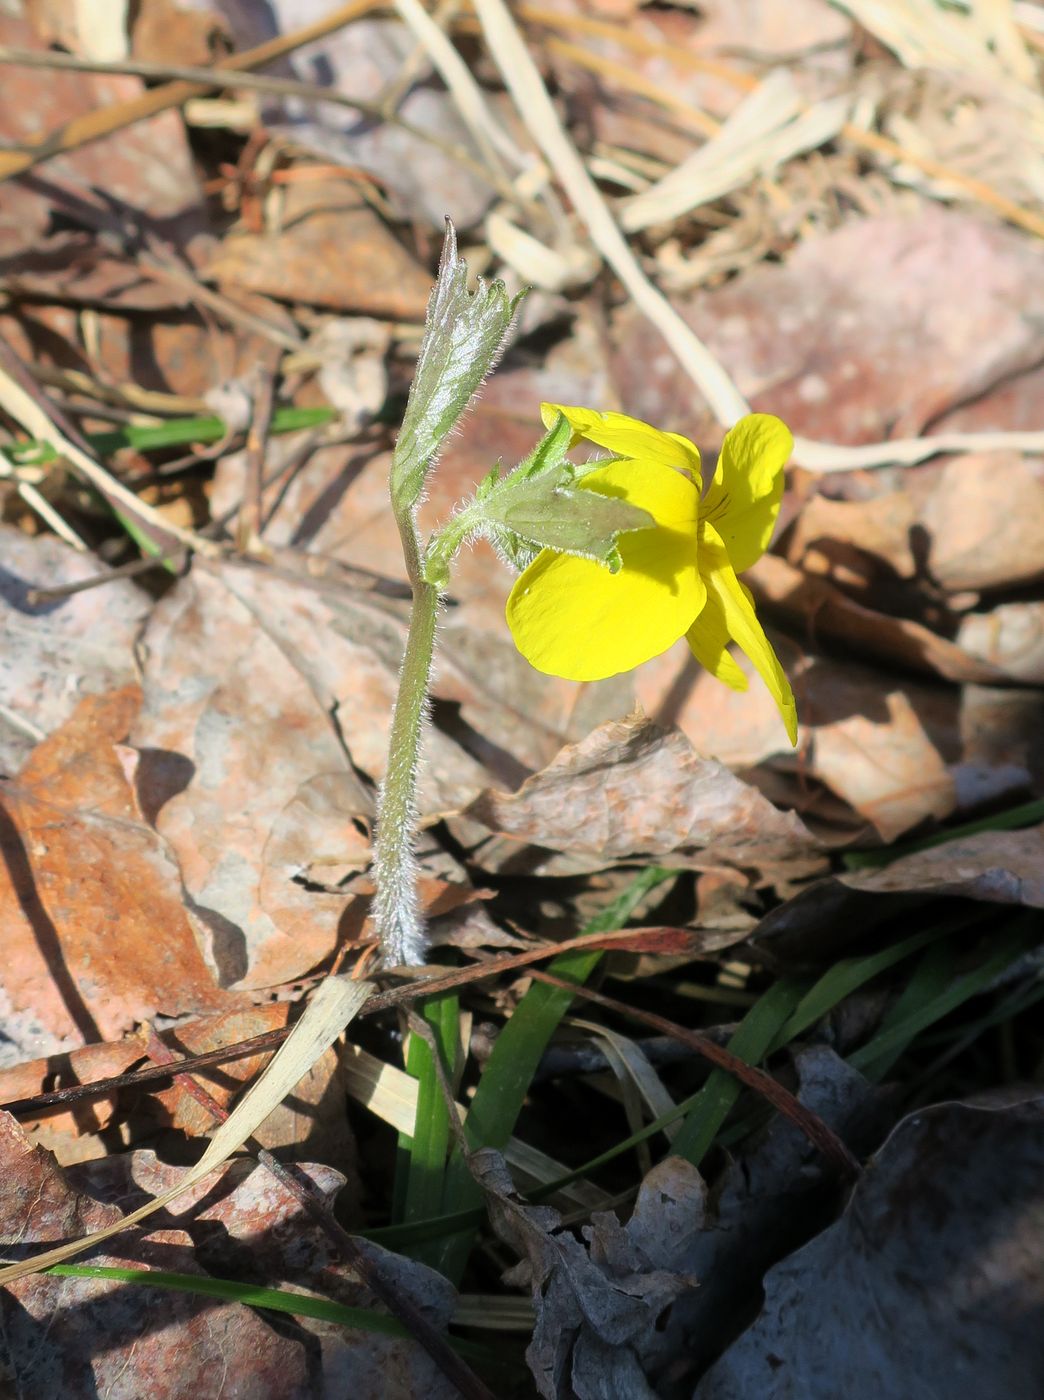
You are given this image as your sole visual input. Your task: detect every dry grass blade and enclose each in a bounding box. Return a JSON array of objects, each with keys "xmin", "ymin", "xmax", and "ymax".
[
  {"xmin": 472, "ymin": 0, "xmax": 1044, "ymax": 472},
  {"xmin": 472, "ymin": 0, "xmax": 752, "ymax": 428},
  {"xmin": 0, "ymin": 977, "xmax": 373, "ymax": 1284},
  {"xmin": 619, "ymin": 71, "xmax": 851, "ymax": 232},
  {"xmin": 342, "ymin": 1043, "xmax": 612, "ymax": 1209},
  {"xmin": 393, "ymin": 0, "xmax": 528, "ymax": 180},
  {"xmin": 0, "ymin": 345, "xmax": 219, "ymax": 558}
]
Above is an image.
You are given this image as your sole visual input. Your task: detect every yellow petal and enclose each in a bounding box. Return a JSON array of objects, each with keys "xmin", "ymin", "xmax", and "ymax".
[
  {"xmin": 686, "ymin": 593, "xmax": 749, "ymax": 692},
  {"xmin": 506, "ymin": 458, "xmax": 704, "ymax": 681},
  {"xmin": 698, "ymin": 521, "xmax": 798, "ymax": 744},
  {"xmin": 540, "ymin": 403, "xmax": 701, "ymax": 485},
  {"xmin": 701, "ymin": 414, "xmax": 793, "ymax": 574}
]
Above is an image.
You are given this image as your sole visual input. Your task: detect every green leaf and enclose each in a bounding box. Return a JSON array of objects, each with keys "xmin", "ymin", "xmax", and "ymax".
[
  {"xmin": 391, "ymin": 223, "xmax": 520, "ymax": 512},
  {"xmin": 512, "ymin": 411, "xmax": 572, "ymax": 481}
]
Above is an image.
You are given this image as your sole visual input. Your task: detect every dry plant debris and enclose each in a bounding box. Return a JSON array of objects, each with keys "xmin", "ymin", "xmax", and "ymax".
[{"xmin": 0, "ymin": 0, "xmax": 1042, "ymax": 1394}]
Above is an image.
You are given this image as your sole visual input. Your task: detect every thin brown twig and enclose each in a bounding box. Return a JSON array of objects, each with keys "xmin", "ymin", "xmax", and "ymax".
[
  {"xmin": 0, "ymin": 38, "xmax": 515, "ymax": 204},
  {"xmin": 0, "ymin": 928, "xmax": 687, "ymax": 1117},
  {"xmin": 527, "ymin": 968, "xmax": 863, "ymax": 1180}
]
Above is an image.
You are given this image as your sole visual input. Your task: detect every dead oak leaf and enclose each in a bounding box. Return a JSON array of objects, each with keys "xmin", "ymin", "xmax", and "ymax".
[
  {"xmin": 0, "ymin": 686, "xmax": 229, "ymax": 1065},
  {"xmin": 452, "ymin": 714, "xmax": 824, "ymax": 880}
]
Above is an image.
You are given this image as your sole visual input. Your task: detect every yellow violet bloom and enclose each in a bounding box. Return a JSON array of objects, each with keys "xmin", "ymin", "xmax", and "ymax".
[{"xmin": 506, "ymin": 404, "xmax": 798, "ymax": 745}]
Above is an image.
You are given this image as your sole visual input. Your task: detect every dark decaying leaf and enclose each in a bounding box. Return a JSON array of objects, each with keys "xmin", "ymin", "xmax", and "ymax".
[
  {"xmin": 484, "ymin": 1048, "xmax": 882, "ymax": 1399},
  {"xmin": 695, "ymin": 1097, "xmax": 1044, "ymax": 1400},
  {"xmin": 752, "ymin": 826, "xmax": 1044, "ymax": 964}
]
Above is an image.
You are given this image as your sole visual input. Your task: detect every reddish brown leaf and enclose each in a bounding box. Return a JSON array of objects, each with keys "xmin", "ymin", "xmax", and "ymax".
[
  {"xmin": 0, "ymin": 687, "xmax": 229, "ymax": 1064},
  {"xmin": 205, "ymin": 181, "xmax": 435, "ymax": 320}
]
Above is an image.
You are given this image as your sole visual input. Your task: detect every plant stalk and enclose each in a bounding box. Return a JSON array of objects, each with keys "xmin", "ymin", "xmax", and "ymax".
[{"xmin": 372, "ymin": 508, "xmax": 440, "ymax": 965}]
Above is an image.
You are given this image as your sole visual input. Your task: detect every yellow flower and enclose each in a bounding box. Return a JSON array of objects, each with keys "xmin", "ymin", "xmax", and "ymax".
[{"xmin": 505, "ymin": 404, "xmax": 798, "ymax": 745}]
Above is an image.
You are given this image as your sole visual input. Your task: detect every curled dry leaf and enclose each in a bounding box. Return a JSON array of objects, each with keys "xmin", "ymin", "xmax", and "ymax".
[
  {"xmin": 637, "ymin": 639, "xmax": 961, "ymax": 843},
  {"xmin": 957, "ymin": 604, "xmax": 1044, "ymax": 685},
  {"xmin": 788, "ymin": 452, "xmax": 1044, "ymax": 599},
  {"xmin": 0, "ymin": 686, "xmax": 228, "ymax": 1066},
  {"xmin": 807, "ymin": 685, "xmax": 956, "ymax": 843},
  {"xmin": 452, "ymin": 714, "xmax": 824, "ymax": 880},
  {"xmin": 695, "ymin": 1097, "xmax": 1044, "ymax": 1400},
  {"xmin": 746, "ymin": 554, "xmax": 1007, "ymax": 685},
  {"xmin": 474, "ymin": 1147, "xmax": 693, "ymax": 1400},
  {"xmin": 753, "ymin": 825, "xmax": 1044, "ymax": 964},
  {"xmin": 0, "ymin": 526, "xmax": 150, "ymax": 774}
]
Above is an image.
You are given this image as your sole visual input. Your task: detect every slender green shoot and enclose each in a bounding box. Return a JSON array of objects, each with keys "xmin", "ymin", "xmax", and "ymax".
[{"xmin": 432, "ymin": 865, "xmax": 674, "ymax": 1282}]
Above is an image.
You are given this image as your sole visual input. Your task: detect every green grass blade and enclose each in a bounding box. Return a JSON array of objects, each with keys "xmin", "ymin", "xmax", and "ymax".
[
  {"xmin": 396, "ymin": 994, "xmax": 461, "ymax": 1264},
  {"xmin": 669, "ymin": 977, "xmax": 806, "ymax": 1166},
  {"xmin": 842, "ymin": 798, "xmax": 1044, "ymax": 870},
  {"xmin": 432, "ymin": 865, "xmax": 673, "ymax": 1282},
  {"xmin": 768, "ymin": 914, "xmax": 984, "ymax": 1052},
  {"xmin": 46, "ymin": 1264, "xmax": 410, "ymax": 1334},
  {"xmin": 46, "ymin": 1263, "xmax": 497, "ymax": 1365},
  {"xmin": 849, "ymin": 923, "xmax": 1037, "ymax": 1078},
  {"xmin": 10, "ymin": 406, "xmax": 335, "ymax": 466}
]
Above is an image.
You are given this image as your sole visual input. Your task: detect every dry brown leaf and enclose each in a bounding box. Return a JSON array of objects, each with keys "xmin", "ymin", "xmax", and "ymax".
[
  {"xmin": 810, "ymin": 688, "xmax": 956, "ymax": 843},
  {"xmin": 917, "ymin": 453, "xmax": 1044, "ymax": 593},
  {"xmin": 747, "ymin": 554, "xmax": 1006, "ymax": 684},
  {"xmin": 635, "ymin": 633, "xmax": 961, "ymax": 842},
  {"xmin": 130, "ymin": 563, "xmax": 500, "ymax": 987},
  {"xmin": 957, "ymin": 606, "xmax": 1044, "ymax": 685},
  {"xmin": 0, "ymin": 1032, "xmax": 147, "ymax": 1162},
  {"xmin": 0, "ymin": 1113, "xmax": 457, "ymax": 1397},
  {"xmin": 453, "ymin": 713, "xmax": 824, "ymax": 880},
  {"xmin": 0, "ymin": 686, "xmax": 230, "ymax": 1064},
  {"xmin": 0, "ymin": 12, "xmax": 209, "ymax": 308},
  {"xmin": 613, "ymin": 208, "xmax": 1044, "ymax": 445},
  {"xmin": 0, "ymin": 1113, "xmax": 308, "ymax": 1398},
  {"xmin": 205, "ymin": 179, "xmax": 434, "ymax": 320}
]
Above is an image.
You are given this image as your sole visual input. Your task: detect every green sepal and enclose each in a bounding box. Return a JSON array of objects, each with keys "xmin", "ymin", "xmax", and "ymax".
[
  {"xmin": 513, "ymin": 411, "xmax": 573, "ymax": 481},
  {"xmin": 475, "ymin": 461, "xmax": 503, "ymax": 501}
]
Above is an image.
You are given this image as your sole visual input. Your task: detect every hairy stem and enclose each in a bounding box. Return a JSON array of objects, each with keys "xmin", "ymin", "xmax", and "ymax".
[{"xmin": 372, "ymin": 511, "xmax": 440, "ymax": 965}]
